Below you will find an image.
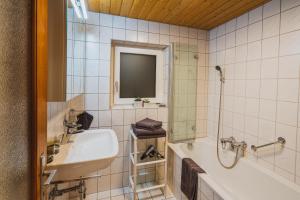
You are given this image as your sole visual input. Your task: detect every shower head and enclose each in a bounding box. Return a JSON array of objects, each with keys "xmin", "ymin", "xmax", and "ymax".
[
  {"xmin": 215, "ymin": 65, "xmax": 222, "ymax": 72},
  {"xmin": 215, "ymin": 66, "xmax": 225, "ymax": 83}
]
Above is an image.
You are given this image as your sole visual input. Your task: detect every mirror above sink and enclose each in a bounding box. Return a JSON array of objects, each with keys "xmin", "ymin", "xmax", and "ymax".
[{"xmin": 47, "ymin": 129, "xmax": 119, "ymax": 180}]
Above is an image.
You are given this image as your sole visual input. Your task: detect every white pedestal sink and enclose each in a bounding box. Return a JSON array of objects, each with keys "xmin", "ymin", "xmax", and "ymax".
[{"xmin": 47, "ymin": 129, "xmax": 119, "ymax": 180}]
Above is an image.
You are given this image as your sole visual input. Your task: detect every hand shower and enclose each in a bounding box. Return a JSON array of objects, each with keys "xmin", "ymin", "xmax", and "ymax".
[{"xmin": 215, "ymin": 66, "xmax": 243, "ymax": 169}]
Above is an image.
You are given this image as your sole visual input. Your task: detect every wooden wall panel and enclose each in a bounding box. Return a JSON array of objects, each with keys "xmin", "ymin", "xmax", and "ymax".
[{"xmin": 86, "ymin": 0, "xmax": 270, "ymax": 29}]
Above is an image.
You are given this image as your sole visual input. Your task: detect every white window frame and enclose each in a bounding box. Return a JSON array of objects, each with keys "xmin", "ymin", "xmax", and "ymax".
[{"xmin": 114, "ymin": 46, "xmax": 164, "ymax": 105}]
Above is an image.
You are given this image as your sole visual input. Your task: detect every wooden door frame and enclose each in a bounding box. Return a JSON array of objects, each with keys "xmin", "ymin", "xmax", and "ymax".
[{"xmin": 32, "ymin": 0, "xmax": 48, "ymax": 199}]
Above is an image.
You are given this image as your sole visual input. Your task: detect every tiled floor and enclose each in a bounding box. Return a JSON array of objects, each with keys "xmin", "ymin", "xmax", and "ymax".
[{"xmin": 70, "ymin": 187, "xmax": 176, "ymax": 200}]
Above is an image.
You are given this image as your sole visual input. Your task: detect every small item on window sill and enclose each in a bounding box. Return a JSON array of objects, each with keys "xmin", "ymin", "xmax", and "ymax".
[
  {"xmin": 158, "ymin": 103, "xmax": 166, "ymax": 107},
  {"xmin": 134, "ymin": 97, "xmax": 142, "ymax": 107},
  {"xmin": 142, "ymin": 99, "xmax": 150, "ymax": 107}
]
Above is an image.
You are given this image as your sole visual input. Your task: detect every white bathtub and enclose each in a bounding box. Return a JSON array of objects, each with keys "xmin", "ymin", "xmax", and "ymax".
[{"xmin": 169, "ymin": 138, "xmax": 300, "ymax": 200}]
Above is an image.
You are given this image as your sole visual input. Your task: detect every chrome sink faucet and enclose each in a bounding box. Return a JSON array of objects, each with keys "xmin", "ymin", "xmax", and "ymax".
[{"xmin": 60, "ymin": 109, "xmax": 82, "ymax": 144}]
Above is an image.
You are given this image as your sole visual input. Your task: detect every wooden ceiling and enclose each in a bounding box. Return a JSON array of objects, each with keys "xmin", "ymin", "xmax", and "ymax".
[{"xmin": 86, "ymin": 0, "xmax": 269, "ymax": 30}]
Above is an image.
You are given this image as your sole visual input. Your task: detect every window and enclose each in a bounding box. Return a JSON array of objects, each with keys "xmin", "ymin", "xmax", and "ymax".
[{"xmin": 114, "ymin": 46, "xmax": 164, "ymax": 104}]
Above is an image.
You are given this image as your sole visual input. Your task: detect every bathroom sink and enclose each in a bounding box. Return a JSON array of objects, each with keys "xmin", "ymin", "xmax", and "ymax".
[{"xmin": 47, "ymin": 129, "xmax": 119, "ymax": 180}]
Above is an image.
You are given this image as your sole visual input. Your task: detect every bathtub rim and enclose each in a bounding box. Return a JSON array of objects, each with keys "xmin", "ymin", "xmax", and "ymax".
[{"xmin": 168, "ymin": 137, "xmax": 300, "ymax": 200}]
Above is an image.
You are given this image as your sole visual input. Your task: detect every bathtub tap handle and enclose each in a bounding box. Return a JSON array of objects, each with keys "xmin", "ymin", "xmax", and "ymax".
[{"xmin": 220, "ymin": 136, "xmax": 236, "ymax": 149}]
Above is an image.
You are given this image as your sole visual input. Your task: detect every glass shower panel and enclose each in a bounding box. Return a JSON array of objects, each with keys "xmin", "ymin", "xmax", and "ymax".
[{"xmin": 169, "ymin": 42, "xmax": 198, "ymax": 142}]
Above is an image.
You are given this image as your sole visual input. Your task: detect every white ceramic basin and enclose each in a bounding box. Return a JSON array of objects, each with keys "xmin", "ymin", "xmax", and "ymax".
[{"xmin": 47, "ymin": 129, "xmax": 118, "ymax": 180}]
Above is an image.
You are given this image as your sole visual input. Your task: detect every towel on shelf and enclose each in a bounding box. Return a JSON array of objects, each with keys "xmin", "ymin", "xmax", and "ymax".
[
  {"xmin": 181, "ymin": 158, "xmax": 206, "ymax": 200},
  {"xmin": 131, "ymin": 124, "xmax": 166, "ymax": 139},
  {"xmin": 135, "ymin": 117, "xmax": 163, "ymax": 130}
]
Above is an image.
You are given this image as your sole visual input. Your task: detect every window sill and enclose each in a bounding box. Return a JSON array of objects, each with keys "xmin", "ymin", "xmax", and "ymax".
[{"xmin": 112, "ymin": 103, "xmax": 166, "ymax": 110}]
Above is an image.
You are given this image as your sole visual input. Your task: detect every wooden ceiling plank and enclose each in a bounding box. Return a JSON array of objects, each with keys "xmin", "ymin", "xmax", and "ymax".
[
  {"xmin": 178, "ymin": 0, "xmax": 224, "ymax": 26},
  {"xmin": 190, "ymin": 0, "xmax": 242, "ymax": 26},
  {"xmin": 170, "ymin": 0, "xmax": 225, "ymax": 24},
  {"xmin": 110, "ymin": 0, "xmax": 123, "ymax": 15},
  {"xmin": 138, "ymin": 0, "xmax": 159, "ymax": 19},
  {"xmin": 175, "ymin": 0, "xmax": 209, "ymax": 24},
  {"xmin": 194, "ymin": 0, "xmax": 252, "ymax": 27},
  {"xmin": 154, "ymin": 0, "xmax": 182, "ymax": 23},
  {"xmin": 100, "ymin": 0, "xmax": 111, "ymax": 13},
  {"xmin": 87, "ymin": 0, "xmax": 100, "ymax": 12},
  {"xmin": 86, "ymin": 0, "xmax": 269, "ymax": 30},
  {"xmin": 163, "ymin": 0, "xmax": 195, "ymax": 23},
  {"xmin": 128, "ymin": 0, "xmax": 146, "ymax": 18},
  {"xmin": 202, "ymin": 0, "xmax": 268, "ymax": 29},
  {"xmin": 120, "ymin": 0, "xmax": 134, "ymax": 16},
  {"xmin": 146, "ymin": 0, "xmax": 170, "ymax": 21}
]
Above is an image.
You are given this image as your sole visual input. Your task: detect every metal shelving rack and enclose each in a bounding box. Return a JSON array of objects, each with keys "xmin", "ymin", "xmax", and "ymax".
[{"xmin": 129, "ymin": 129, "xmax": 168, "ymax": 200}]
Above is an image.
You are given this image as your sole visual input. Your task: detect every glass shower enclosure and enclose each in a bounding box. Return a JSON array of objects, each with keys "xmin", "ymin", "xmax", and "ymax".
[{"xmin": 169, "ymin": 42, "xmax": 198, "ymax": 142}]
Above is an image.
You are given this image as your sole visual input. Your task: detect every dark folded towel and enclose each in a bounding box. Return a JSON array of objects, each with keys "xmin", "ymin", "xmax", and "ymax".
[
  {"xmin": 181, "ymin": 158, "xmax": 205, "ymax": 200},
  {"xmin": 136, "ymin": 118, "xmax": 162, "ymax": 130},
  {"xmin": 77, "ymin": 111, "xmax": 93, "ymax": 130},
  {"xmin": 131, "ymin": 124, "xmax": 166, "ymax": 139}
]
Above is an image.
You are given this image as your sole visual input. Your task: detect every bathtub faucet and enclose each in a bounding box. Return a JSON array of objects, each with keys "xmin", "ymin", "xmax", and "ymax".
[
  {"xmin": 220, "ymin": 136, "xmax": 236, "ymax": 149},
  {"xmin": 220, "ymin": 136, "xmax": 247, "ymax": 155}
]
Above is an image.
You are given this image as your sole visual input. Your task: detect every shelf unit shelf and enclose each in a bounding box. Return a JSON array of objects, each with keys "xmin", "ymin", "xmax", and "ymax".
[{"xmin": 129, "ymin": 129, "xmax": 168, "ymax": 200}]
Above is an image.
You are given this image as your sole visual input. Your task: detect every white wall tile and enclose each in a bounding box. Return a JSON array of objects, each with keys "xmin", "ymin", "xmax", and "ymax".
[
  {"xmin": 86, "ymin": 42, "xmax": 99, "ymax": 59},
  {"xmin": 99, "ymin": 110, "xmax": 112, "ymax": 127},
  {"xmin": 226, "ymin": 19, "xmax": 236, "ymax": 33},
  {"xmin": 276, "ymin": 101, "xmax": 298, "ymax": 126},
  {"xmin": 189, "ymin": 28, "xmax": 198, "ymax": 38},
  {"xmin": 263, "ymin": 0, "xmax": 280, "ymax": 18},
  {"xmin": 99, "ymin": 60, "xmax": 110, "ymax": 77},
  {"xmin": 149, "ymin": 21, "xmax": 159, "ymax": 33},
  {"xmin": 137, "ymin": 20, "xmax": 149, "ymax": 32},
  {"xmin": 263, "ymin": 14, "xmax": 280, "ymax": 38},
  {"xmin": 100, "ymin": 13, "xmax": 113, "ymax": 27},
  {"xmin": 180, "ymin": 26, "xmax": 189, "ymax": 37},
  {"xmin": 99, "ymin": 77, "xmax": 110, "ymax": 93},
  {"xmin": 86, "ymin": 59, "xmax": 100, "ymax": 77},
  {"xmin": 137, "ymin": 31, "xmax": 149, "ymax": 43},
  {"xmin": 281, "ymin": 5, "xmax": 300, "ymax": 34},
  {"xmin": 280, "ymin": 30, "xmax": 300, "ymax": 56},
  {"xmin": 278, "ymin": 54, "xmax": 300, "ymax": 78},
  {"xmin": 249, "ymin": 6, "xmax": 263, "ymax": 24},
  {"xmin": 85, "ymin": 94, "xmax": 99, "ymax": 110},
  {"xmin": 125, "ymin": 30, "xmax": 137, "ymax": 41},
  {"xmin": 248, "ymin": 21, "xmax": 262, "ymax": 42},
  {"xmin": 237, "ymin": 13, "xmax": 249, "ymax": 29},
  {"xmin": 99, "ymin": 43, "xmax": 111, "ymax": 60},
  {"xmin": 281, "ymin": 0, "xmax": 300, "ymax": 11},
  {"xmin": 170, "ymin": 25, "xmax": 179, "ymax": 36},
  {"xmin": 86, "ymin": 12, "xmax": 100, "ymax": 25},
  {"xmin": 113, "ymin": 16, "xmax": 125, "ymax": 29},
  {"xmin": 261, "ymin": 58, "xmax": 278, "ymax": 79},
  {"xmin": 99, "ymin": 94, "xmax": 110, "ymax": 110},
  {"xmin": 247, "ymin": 41, "xmax": 262, "ymax": 60},
  {"xmin": 112, "ymin": 110, "xmax": 124, "ymax": 126},
  {"xmin": 260, "ymin": 99, "xmax": 277, "ymax": 121},
  {"xmin": 85, "ymin": 77, "xmax": 99, "ymax": 93},
  {"xmin": 100, "ymin": 26, "xmax": 113, "ymax": 43},
  {"xmin": 160, "ymin": 23, "xmax": 170, "ymax": 35},
  {"xmin": 277, "ymin": 79, "xmax": 299, "ymax": 102},
  {"xmin": 260, "ymin": 80, "xmax": 277, "ymax": 100},
  {"xmin": 236, "ymin": 27, "xmax": 248, "ymax": 45},
  {"xmin": 148, "ymin": 33, "xmax": 159, "ymax": 44},
  {"xmin": 113, "ymin": 28, "xmax": 126, "ymax": 40},
  {"xmin": 125, "ymin": 18, "xmax": 137, "ymax": 30},
  {"xmin": 262, "ymin": 36, "xmax": 279, "ymax": 58},
  {"xmin": 86, "ymin": 25, "xmax": 100, "ymax": 42}
]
